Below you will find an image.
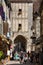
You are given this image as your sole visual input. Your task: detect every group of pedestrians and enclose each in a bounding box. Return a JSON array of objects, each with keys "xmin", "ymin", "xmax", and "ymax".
[
  {"xmin": 12, "ymin": 51, "xmax": 28, "ymax": 64},
  {"xmin": 7, "ymin": 48, "xmax": 43, "ymax": 65},
  {"xmin": 27, "ymin": 50, "xmax": 43, "ymax": 65},
  {"xmin": 20, "ymin": 51, "xmax": 28, "ymax": 63}
]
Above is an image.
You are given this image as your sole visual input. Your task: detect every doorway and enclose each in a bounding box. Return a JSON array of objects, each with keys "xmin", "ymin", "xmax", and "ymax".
[{"xmin": 14, "ymin": 35, "xmax": 27, "ymax": 52}]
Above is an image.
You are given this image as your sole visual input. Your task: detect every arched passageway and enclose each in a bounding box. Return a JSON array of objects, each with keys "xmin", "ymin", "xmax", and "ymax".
[{"xmin": 14, "ymin": 35, "xmax": 27, "ymax": 52}]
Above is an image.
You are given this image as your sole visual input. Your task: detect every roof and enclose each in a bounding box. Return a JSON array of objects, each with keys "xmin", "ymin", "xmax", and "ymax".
[{"xmin": 8, "ymin": 0, "xmax": 42, "ymax": 13}]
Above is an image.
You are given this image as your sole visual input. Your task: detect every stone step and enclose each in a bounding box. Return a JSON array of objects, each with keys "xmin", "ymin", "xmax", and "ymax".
[{"xmin": 5, "ymin": 61, "xmax": 20, "ymax": 65}]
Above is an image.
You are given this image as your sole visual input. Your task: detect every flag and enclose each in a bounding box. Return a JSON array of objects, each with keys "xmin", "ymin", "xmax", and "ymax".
[
  {"xmin": 0, "ymin": 5, "xmax": 3, "ymax": 15},
  {"xmin": 1, "ymin": 11, "xmax": 5, "ymax": 21},
  {"xmin": 0, "ymin": 5, "xmax": 5, "ymax": 21}
]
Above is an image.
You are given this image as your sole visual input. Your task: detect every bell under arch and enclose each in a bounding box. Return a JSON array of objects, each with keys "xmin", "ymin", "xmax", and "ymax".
[{"xmin": 14, "ymin": 35, "xmax": 27, "ymax": 52}]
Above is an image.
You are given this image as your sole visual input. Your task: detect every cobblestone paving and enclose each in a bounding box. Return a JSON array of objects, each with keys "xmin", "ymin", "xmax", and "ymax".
[{"xmin": 5, "ymin": 60, "xmax": 39, "ymax": 65}]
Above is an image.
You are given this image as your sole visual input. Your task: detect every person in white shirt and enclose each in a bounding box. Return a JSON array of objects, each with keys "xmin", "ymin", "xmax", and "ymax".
[{"xmin": 7, "ymin": 48, "xmax": 10, "ymax": 60}]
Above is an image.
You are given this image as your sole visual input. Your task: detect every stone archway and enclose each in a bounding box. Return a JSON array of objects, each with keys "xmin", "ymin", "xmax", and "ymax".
[{"xmin": 14, "ymin": 35, "xmax": 27, "ymax": 52}]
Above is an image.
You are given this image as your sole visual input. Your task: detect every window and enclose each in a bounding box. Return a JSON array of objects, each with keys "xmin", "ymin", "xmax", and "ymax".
[
  {"xmin": 18, "ymin": 9, "xmax": 22, "ymax": 15},
  {"xmin": 18, "ymin": 24, "xmax": 22, "ymax": 31},
  {"xmin": 19, "ymin": 24, "xmax": 21, "ymax": 27}
]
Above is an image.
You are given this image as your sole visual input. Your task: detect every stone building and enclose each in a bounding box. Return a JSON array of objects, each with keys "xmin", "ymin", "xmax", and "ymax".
[
  {"xmin": 9, "ymin": 0, "xmax": 42, "ymax": 52},
  {"xmin": 0, "ymin": 0, "xmax": 42, "ymax": 52},
  {"xmin": 39, "ymin": 0, "xmax": 43, "ymax": 51},
  {"xmin": 33, "ymin": 0, "xmax": 43, "ymax": 51},
  {"xmin": 0, "ymin": 0, "xmax": 11, "ymax": 35},
  {"xmin": 10, "ymin": 0, "xmax": 34, "ymax": 52},
  {"xmin": 0, "ymin": 16, "xmax": 3, "ymax": 34}
]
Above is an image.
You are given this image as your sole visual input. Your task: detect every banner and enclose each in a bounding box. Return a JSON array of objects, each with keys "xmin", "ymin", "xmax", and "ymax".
[{"xmin": 0, "ymin": 5, "xmax": 5, "ymax": 21}]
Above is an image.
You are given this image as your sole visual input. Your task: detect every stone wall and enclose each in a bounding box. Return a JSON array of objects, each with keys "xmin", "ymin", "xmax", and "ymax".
[{"xmin": 10, "ymin": 3, "xmax": 34, "ymax": 52}]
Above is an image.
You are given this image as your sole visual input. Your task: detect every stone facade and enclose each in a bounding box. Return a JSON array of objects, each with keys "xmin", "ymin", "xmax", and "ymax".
[
  {"xmin": 10, "ymin": 3, "xmax": 33, "ymax": 52},
  {"xmin": 1, "ymin": 0, "xmax": 11, "ymax": 35},
  {"xmin": 0, "ymin": 16, "xmax": 3, "ymax": 34},
  {"xmin": 35, "ymin": 16, "xmax": 40, "ymax": 38},
  {"xmin": 40, "ymin": 10, "xmax": 43, "ymax": 35}
]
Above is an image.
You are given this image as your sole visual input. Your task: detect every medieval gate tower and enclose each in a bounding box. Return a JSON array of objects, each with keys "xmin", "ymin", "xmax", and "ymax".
[{"xmin": 10, "ymin": 0, "xmax": 34, "ymax": 52}]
